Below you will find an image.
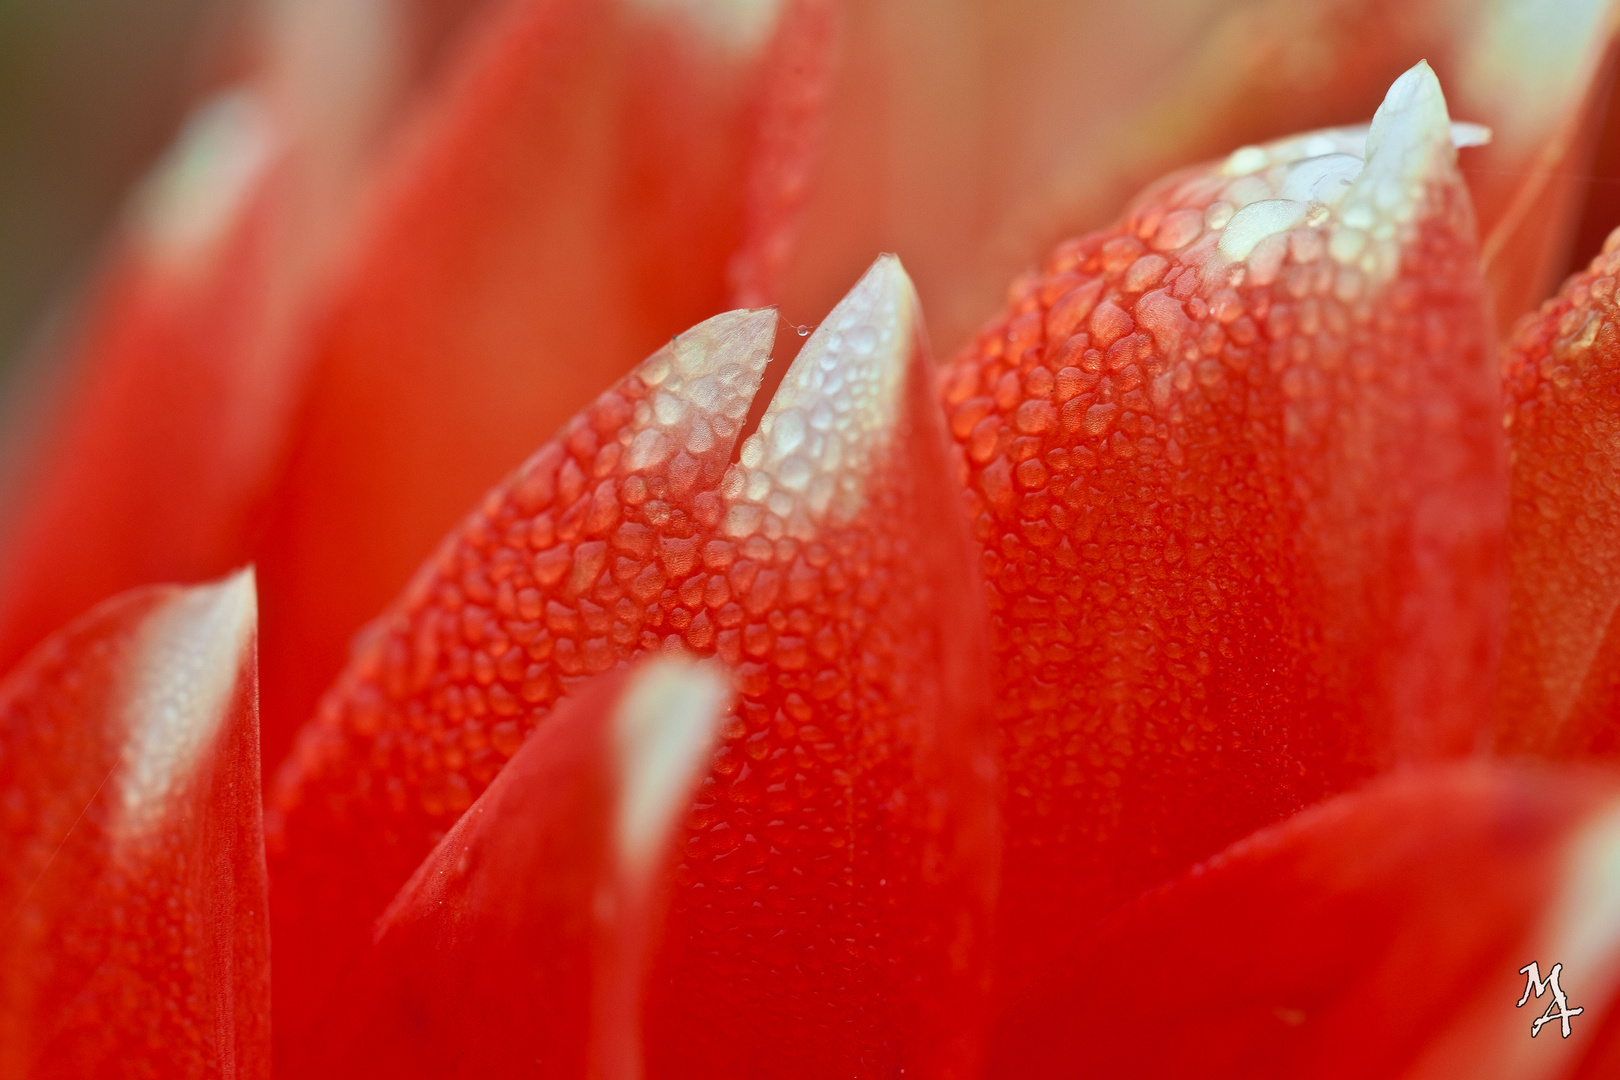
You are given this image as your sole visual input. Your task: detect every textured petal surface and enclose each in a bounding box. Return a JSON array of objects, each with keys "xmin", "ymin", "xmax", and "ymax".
[
  {"xmin": 1500, "ymin": 227, "xmax": 1620, "ymax": 755},
  {"xmin": 270, "ymin": 261, "xmax": 995, "ymax": 1077},
  {"xmin": 252, "ymin": 0, "xmax": 838, "ymax": 771},
  {"xmin": 643, "ymin": 258, "xmax": 995, "ymax": 1080},
  {"xmin": 985, "ymin": 763, "xmax": 1620, "ymax": 1080},
  {"xmin": 940, "ymin": 64, "xmax": 1504, "ymax": 992},
  {"xmin": 300, "ymin": 660, "xmax": 727, "ymax": 1080},
  {"xmin": 0, "ymin": 571, "xmax": 265, "ymax": 1080}
]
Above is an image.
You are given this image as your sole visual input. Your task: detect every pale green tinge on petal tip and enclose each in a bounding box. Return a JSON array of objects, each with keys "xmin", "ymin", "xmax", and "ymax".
[{"xmin": 133, "ymin": 90, "xmax": 277, "ymax": 270}]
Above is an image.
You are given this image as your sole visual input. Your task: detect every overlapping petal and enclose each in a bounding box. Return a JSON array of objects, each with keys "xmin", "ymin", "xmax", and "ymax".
[
  {"xmin": 0, "ymin": 92, "xmax": 288, "ymax": 682},
  {"xmin": 301, "ymin": 659, "xmax": 727, "ymax": 1079},
  {"xmin": 5, "ymin": 2, "xmax": 1620, "ymax": 1076},
  {"xmin": 0, "ymin": 0, "xmax": 412, "ymax": 681},
  {"xmin": 1501, "ymin": 226, "xmax": 1620, "ymax": 756},
  {"xmin": 252, "ymin": 0, "xmax": 838, "ymax": 769},
  {"xmin": 269, "ymin": 259, "xmax": 995, "ymax": 1076},
  {"xmin": 775, "ymin": 0, "xmax": 1620, "ymax": 358},
  {"xmin": 985, "ymin": 763, "xmax": 1620, "ymax": 1079},
  {"xmin": 943, "ymin": 62, "xmax": 1505, "ymax": 992},
  {"xmin": 0, "ymin": 571, "xmax": 265, "ymax": 1079}
]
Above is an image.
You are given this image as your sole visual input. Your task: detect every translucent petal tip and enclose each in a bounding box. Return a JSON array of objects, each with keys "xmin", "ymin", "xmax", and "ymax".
[
  {"xmin": 624, "ymin": 307, "xmax": 777, "ymax": 472},
  {"xmin": 120, "ymin": 568, "xmax": 258, "ymax": 818},
  {"xmin": 724, "ymin": 254, "xmax": 924, "ymax": 539},
  {"xmin": 1364, "ymin": 61, "xmax": 1455, "ymax": 173},
  {"xmin": 1210, "ymin": 62, "xmax": 1466, "ymax": 286},
  {"xmin": 613, "ymin": 658, "xmax": 731, "ymax": 884}
]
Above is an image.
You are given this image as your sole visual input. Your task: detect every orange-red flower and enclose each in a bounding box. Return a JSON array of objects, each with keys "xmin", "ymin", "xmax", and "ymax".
[{"xmin": 4, "ymin": 2, "xmax": 1620, "ymax": 1077}]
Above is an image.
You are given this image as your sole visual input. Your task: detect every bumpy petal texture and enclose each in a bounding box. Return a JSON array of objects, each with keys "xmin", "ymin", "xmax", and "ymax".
[
  {"xmin": 984, "ymin": 763, "xmax": 1620, "ymax": 1079},
  {"xmin": 1500, "ymin": 227, "xmax": 1620, "ymax": 755},
  {"xmin": 0, "ymin": 571, "xmax": 266, "ymax": 1080},
  {"xmin": 252, "ymin": 0, "xmax": 838, "ymax": 770},
  {"xmin": 940, "ymin": 64, "xmax": 1504, "ymax": 991},
  {"xmin": 269, "ymin": 259, "xmax": 996, "ymax": 1077},
  {"xmin": 776, "ymin": 0, "xmax": 1618, "ymax": 361},
  {"xmin": 300, "ymin": 659, "xmax": 728, "ymax": 1080}
]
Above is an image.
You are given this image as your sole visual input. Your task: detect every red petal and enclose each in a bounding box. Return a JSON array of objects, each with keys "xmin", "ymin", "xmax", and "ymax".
[
  {"xmin": 1500, "ymin": 226, "xmax": 1620, "ymax": 754},
  {"xmin": 270, "ymin": 258, "xmax": 994, "ymax": 1076},
  {"xmin": 0, "ymin": 0, "xmax": 419, "ymax": 677},
  {"xmin": 643, "ymin": 259, "xmax": 994, "ymax": 1080},
  {"xmin": 940, "ymin": 64, "xmax": 1505, "ymax": 992},
  {"xmin": 0, "ymin": 571, "xmax": 266, "ymax": 1078},
  {"xmin": 984, "ymin": 763, "xmax": 1620, "ymax": 1079},
  {"xmin": 300, "ymin": 659, "xmax": 728, "ymax": 1080},
  {"xmin": 251, "ymin": 0, "xmax": 838, "ymax": 771},
  {"xmin": 0, "ymin": 94, "xmax": 284, "ymax": 680}
]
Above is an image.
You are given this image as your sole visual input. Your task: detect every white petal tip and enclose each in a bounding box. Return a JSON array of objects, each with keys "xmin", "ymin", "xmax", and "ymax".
[
  {"xmin": 1450, "ymin": 122, "xmax": 1493, "ymax": 148},
  {"xmin": 629, "ymin": 0, "xmax": 787, "ymax": 55},
  {"xmin": 120, "ymin": 569, "xmax": 259, "ymax": 818},
  {"xmin": 1218, "ymin": 199, "xmax": 1308, "ymax": 260},
  {"xmin": 725, "ymin": 255, "xmax": 922, "ymax": 537},
  {"xmin": 613, "ymin": 659, "xmax": 731, "ymax": 884},
  {"xmin": 1365, "ymin": 61, "xmax": 1455, "ymax": 166},
  {"xmin": 628, "ymin": 307, "xmax": 778, "ymax": 470},
  {"xmin": 134, "ymin": 89, "xmax": 277, "ymax": 271}
]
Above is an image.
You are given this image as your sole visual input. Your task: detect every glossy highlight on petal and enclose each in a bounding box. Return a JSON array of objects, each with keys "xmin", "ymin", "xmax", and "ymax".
[
  {"xmin": 266, "ymin": 304, "xmax": 774, "ymax": 1055},
  {"xmin": 0, "ymin": 0, "xmax": 428, "ymax": 683},
  {"xmin": 646, "ymin": 257, "xmax": 996, "ymax": 1079},
  {"xmin": 302, "ymin": 660, "xmax": 728, "ymax": 1080},
  {"xmin": 0, "ymin": 88, "xmax": 288, "ymax": 684}
]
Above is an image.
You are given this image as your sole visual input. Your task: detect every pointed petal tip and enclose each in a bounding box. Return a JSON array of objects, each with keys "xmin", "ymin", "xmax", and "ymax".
[
  {"xmin": 613, "ymin": 658, "xmax": 731, "ymax": 884},
  {"xmin": 120, "ymin": 569, "xmax": 259, "ymax": 816},
  {"xmin": 668, "ymin": 305, "xmax": 780, "ymax": 377},
  {"xmin": 1329, "ymin": 60, "xmax": 1461, "ymax": 283},
  {"xmin": 162, "ymin": 567, "xmax": 259, "ymax": 670},
  {"xmin": 132, "ymin": 88, "xmax": 278, "ymax": 272},
  {"xmin": 625, "ymin": 307, "xmax": 779, "ymax": 472},
  {"xmin": 630, "ymin": 0, "xmax": 789, "ymax": 56},
  {"xmin": 212, "ymin": 565, "xmax": 260, "ymax": 626},
  {"xmin": 724, "ymin": 254, "xmax": 925, "ymax": 538},
  {"xmin": 1363, "ymin": 59, "xmax": 1456, "ymax": 173},
  {"xmin": 1548, "ymin": 794, "xmax": 1620, "ymax": 977},
  {"xmin": 1210, "ymin": 62, "xmax": 1468, "ymax": 281}
]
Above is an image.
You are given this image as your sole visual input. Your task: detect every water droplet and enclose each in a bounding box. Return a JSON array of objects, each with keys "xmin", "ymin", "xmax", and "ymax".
[{"xmin": 796, "ymin": 324, "xmax": 811, "ymax": 337}]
